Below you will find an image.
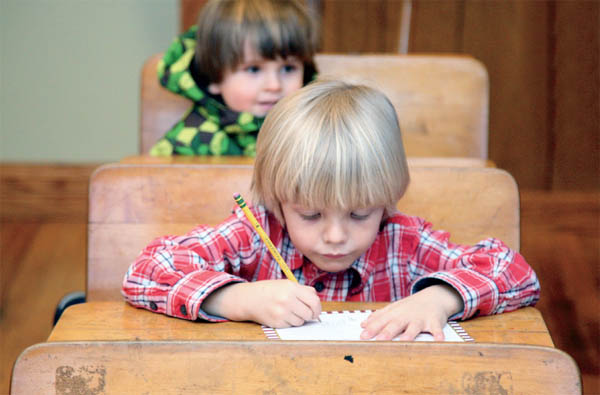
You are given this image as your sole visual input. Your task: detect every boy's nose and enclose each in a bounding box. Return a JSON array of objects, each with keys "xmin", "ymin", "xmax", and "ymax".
[
  {"xmin": 323, "ymin": 220, "xmax": 348, "ymax": 245},
  {"xmin": 264, "ymin": 71, "xmax": 282, "ymax": 91}
]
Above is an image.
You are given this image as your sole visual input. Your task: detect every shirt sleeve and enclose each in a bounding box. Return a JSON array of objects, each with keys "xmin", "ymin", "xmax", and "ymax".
[
  {"xmin": 121, "ymin": 209, "xmax": 262, "ymax": 322},
  {"xmin": 406, "ymin": 218, "xmax": 540, "ymax": 320}
]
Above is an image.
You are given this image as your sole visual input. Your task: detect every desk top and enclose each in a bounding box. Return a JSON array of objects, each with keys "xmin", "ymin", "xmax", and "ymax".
[
  {"xmin": 49, "ymin": 302, "xmax": 553, "ymax": 347},
  {"xmin": 120, "ymin": 155, "xmax": 495, "ymax": 167}
]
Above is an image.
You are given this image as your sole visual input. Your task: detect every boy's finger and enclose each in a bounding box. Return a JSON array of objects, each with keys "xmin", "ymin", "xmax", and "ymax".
[
  {"xmin": 432, "ymin": 329, "xmax": 445, "ymax": 341},
  {"xmin": 296, "ymin": 291, "xmax": 321, "ymax": 320},
  {"xmin": 427, "ymin": 322, "xmax": 445, "ymax": 341},
  {"xmin": 360, "ymin": 314, "xmax": 387, "ymax": 339},
  {"xmin": 375, "ymin": 321, "xmax": 404, "ymax": 341},
  {"xmin": 359, "ymin": 328, "xmax": 373, "ymax": 340},
  {"xmin": 284, "ymin": 314, "xmax": 305, "ymax": 327},
  {"xmin": 362, "ymin": 318, "xmax": 406, "ymax": 340},
  {"xmin": 313, "ymin": 304, "xmax": 322, "ymax": 321},
  {"xmin": 359, "ymin": 317, "xmax": 386, "ymax": 339},
  {"xmin": 363, "ymin": 305, "xmax": 390, "ymax": 327},
  {"xmin": 292, "ymin": 299, "xmax": 314, "ymax": 322},
  {"xmin": 396, "ymin": 323, "xmax": 421, "ymax": 341}
]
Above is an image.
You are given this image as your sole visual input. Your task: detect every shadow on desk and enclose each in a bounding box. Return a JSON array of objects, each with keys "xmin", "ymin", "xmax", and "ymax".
[{"xmin": 12, "ymin": 340, "xmax": 580, "ymax": 394}]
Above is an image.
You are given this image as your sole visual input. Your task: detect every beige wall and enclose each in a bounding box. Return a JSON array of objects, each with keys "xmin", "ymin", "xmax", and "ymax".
[{"xmin": 1, "ymin": 0, "xmax": 178, "ymax": 162}]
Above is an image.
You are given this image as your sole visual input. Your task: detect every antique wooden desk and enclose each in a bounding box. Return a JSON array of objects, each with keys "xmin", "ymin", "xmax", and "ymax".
[
  {"xmin": 11, "ymin": 302, "xmax": 581, "ymax": 394},
  {"xmin": 120, "ymin": 154, "xmax": 495, "ymax": 167},
  {"xmin": 47, "ymin": 302, "xmax": 552, "ymax": 345}
]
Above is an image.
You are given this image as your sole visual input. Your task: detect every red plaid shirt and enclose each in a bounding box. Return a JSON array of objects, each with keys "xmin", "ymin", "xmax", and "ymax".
[{"xmin": 122, "ymin": 205, "xmax": 539, "ymax": 322}]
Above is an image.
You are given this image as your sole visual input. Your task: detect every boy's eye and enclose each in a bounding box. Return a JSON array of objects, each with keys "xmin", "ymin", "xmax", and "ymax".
[
  {"xmin": 300, "ymin": 212, "xmax": 321, "ymax": 221},
  {"xmin": 244, "ymin": 65, "xmax": 261, "ymax": 73},
  {"xmin": 281, "ymin": 64, "xmax": 298, "ymax": 73},
  {"xmin": 350, "ymin": 212, "xmax": 370, "ymax": 220}
]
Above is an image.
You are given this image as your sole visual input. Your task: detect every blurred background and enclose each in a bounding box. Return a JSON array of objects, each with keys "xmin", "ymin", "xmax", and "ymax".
[{"xmin": 1, "ymin": 0, "xmax": 598, "ymax": 393}]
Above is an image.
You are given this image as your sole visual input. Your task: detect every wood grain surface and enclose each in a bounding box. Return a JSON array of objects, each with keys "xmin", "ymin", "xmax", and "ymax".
[{"xmin": 12, "ymin": 340, "xmax": 580, "ymax": 394}]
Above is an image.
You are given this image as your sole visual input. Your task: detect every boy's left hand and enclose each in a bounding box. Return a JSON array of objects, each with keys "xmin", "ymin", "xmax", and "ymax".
[{"xmin": 359, "ymin": 284, "xmax": 463, "ymax": 341}]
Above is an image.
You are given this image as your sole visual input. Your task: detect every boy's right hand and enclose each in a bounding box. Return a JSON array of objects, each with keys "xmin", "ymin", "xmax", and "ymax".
[{"xmin": 202, "ymin": 280, "xmax": 322, "ymax": 328}]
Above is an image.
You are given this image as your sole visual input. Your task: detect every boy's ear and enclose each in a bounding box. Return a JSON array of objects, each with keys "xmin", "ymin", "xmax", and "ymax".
[{"xmin": 207, "ymin": 82, "xmax": 221, "ymax": 95}]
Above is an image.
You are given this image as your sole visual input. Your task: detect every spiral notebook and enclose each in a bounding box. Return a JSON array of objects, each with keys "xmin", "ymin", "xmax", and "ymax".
[{"xmin": 262, "ymin": 310, "xmax": 473, "ymax": 342}]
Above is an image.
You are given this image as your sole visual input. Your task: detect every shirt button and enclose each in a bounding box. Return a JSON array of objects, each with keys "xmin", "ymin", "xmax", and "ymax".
[
  {"xmin": 149, "ymin": 301, "xmax": 157, "ymax": 311},
  {"xmin": 314, "ymin": 282, "xmax": 325, "ymax": 292},
  {"xmin": 180, "ymin": 305, "xmax": 187, "ymax": 316}
]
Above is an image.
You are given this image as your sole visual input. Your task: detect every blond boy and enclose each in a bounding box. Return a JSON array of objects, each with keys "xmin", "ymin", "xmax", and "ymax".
[{"xmin": 125, "ymin": 80, "xmax": 539, "ymax": 340}]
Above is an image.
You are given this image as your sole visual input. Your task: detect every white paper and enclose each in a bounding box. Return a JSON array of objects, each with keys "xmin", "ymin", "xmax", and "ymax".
[{"xmin": 273, "ymin": 310, "xmax": 466, "ymax": 342}]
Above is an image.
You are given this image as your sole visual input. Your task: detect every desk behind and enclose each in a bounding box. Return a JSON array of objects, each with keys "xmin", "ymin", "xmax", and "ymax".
[
  {"xmin": 119, "ymin": 155, "xmax": 495, "ymax": 167},
  {"xmin": 140, "ymin": 53, "xmax": 490, "ymax": 159},
  {"xmin": 12, "ymin": 340, "xmax": 580, "ymax": 394},
  {"xmin": 88, "ymin": 164, "xmax": 518, "ymax": 301}
]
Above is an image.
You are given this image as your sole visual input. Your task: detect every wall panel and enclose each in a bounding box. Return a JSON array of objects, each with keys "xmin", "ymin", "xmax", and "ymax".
[
  {"xmin": 552, "ymin": 1, "xmax": 599, "ymax": 190},
  {"xmin": 409, "ymin": 0, "xmax": 464, "ymax": 52},
  {"xmin": 461, "ymin": 0, "xmax": 552, "ymax": 189}
]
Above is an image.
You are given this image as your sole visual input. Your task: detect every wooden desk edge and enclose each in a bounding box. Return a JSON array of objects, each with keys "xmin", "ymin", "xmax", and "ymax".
[
  {"xmin": 50, "ymin": 302, "xmax": 554, "ymax": 347},
  {"xmin": 120, "ymin": 155, "xmax": 495, "ymax": 168},
  {"xmin": 12, "ymin": 339, "xmax": 581, "ymax": 395},
  {"xmin": 23, "ymin": 338, "xmax": 569, "ymax": 353}
]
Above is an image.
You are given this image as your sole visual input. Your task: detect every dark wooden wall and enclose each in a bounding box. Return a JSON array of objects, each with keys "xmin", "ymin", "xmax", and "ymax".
[{"xmin": 181, "ymin": 0, "xmax": 599, "ymax": 191}]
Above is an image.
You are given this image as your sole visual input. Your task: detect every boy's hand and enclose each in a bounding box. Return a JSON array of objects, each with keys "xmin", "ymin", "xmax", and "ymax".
[
  {"xmin": 359, "ymin": 284, "xmax": 463, "ymax": 341},
  {"xmin": 202, "ymin": 280, "xmax": 322, "ymax": 328}
]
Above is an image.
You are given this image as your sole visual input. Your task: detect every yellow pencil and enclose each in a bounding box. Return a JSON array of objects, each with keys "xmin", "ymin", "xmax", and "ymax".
[
  {"xmin": 233, "ymin": 193, "xmax": 321, "ymax": 323},
  {"xmin": 234, "ymin": 193, "xmax": 298, "ymax": 282}
]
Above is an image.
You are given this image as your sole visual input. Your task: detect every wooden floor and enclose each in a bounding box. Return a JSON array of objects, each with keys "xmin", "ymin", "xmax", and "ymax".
[{"xmin": 1, "ymin": 164, "xmax": 598, "ymax": 394}]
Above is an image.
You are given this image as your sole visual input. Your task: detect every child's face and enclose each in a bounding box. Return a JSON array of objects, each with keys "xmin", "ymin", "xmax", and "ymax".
[
  {"xmin": 208, "ymin": 41, "xmax": 304, "ymax": 117},
  {"xmin": 280, "ymin": 202, "xmax": 385, "ymax": 273}
]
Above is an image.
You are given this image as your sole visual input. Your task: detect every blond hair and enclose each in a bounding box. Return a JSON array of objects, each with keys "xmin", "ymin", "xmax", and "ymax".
[
  {"xmin": 195, "ymin": 0, "xmax": 319, "ymax": 83},
  {"xmin": 252, "ymin": 80, "xmax": 410, "ymax": 223}
]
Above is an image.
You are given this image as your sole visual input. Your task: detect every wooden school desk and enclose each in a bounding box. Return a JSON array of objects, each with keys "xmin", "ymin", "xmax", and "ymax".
[
  {"xmin": 120, "ymin": 154, "xmax": 495, "ymax": 167},
  {"xmin": 48, "ymin": 302, "xmax": 551, "ymax": 345},
  {"xmin": 139, "ymin": 54, "xmax": 490, "ymax": 159},
  {"xmin": 12, "ymin": 302, "xmax": 581, "ymax": 394}
]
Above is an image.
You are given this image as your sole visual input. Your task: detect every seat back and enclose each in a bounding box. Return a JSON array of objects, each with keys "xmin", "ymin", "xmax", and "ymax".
[
  {"xmin": 140, "ymin": 53, "xmax": 489, "ymax": 158},
  {"xmin": 87, "ymin": 164, "xmax": 518, "ymax": 301},
  {"xmin": 12, "ymin": 341, "xmax": 581, "ymax": 394}
]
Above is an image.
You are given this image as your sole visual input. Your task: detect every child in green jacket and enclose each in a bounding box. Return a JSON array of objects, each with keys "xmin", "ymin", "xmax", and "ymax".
[{"xmin": 151, "ymin": 0, "xmax": 318, "ymax": 157}]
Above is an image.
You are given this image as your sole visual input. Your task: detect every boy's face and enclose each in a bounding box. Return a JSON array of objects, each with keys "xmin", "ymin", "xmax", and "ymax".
[
  {"xmin": 208, "ymin": 41, "xmax": 304, "ymax": 117},
  {"xmin": 280, "ymin": 203, "xmax": 385, "ymax": 273}
]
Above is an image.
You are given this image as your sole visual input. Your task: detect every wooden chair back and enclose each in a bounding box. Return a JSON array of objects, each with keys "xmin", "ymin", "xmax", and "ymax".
[
  {"xmin": 12, "ymin": 341, "xmax": 581, "ymax": 394},
  {"xmin": 140, "ymin": 53, "xmax": 489, "ymax": 158},
  {"xmin": 87, "ymin": 164, "xmax": 518, "ymax": 301}
]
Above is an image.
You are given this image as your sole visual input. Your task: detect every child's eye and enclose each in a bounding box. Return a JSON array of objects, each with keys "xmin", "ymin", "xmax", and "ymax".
[
  {"xmin": 350, "ymin": 212, "xmax": 370, "ymax": 220},
  {"xmin": 244, "ymin": 65, "xmax": 261, "ymax": 73},
  {"xmin": 300, "ymin": 212, "xmax": 321, "ymax": 221},
  {"xmin": 281, "ymin": 64, "xmax": 298, "ymax": 73}
]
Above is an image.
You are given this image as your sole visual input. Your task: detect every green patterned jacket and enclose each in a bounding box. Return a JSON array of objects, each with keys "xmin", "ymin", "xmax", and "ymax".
[{"xmin": 151, "ymin": 26, "xmax": 263, "ymax": 156}]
